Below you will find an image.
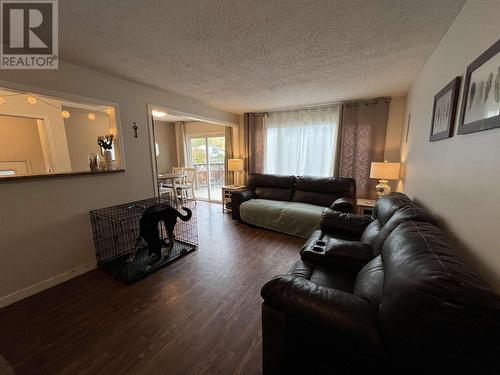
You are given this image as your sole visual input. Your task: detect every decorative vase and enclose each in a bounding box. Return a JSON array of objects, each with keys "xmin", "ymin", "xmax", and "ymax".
[
  {"xmin": 375, "ymin": 179, "xmax": 391, "ymax": 198},
  {"xmin": 104, "ymin": 150, "xmax": 113, "ymax": 171}
]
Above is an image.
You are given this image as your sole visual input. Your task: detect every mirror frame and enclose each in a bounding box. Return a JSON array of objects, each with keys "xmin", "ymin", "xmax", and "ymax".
[{"xmin": 0, "ymin": 80, "xmax": 126, "ymax": 182}]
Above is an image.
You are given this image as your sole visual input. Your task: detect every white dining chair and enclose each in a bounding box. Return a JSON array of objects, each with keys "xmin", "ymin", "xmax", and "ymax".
[
  {"xmin": 176, "ymin": 167, "xmax": 196, "ymax": 205},
  {"xmin": 163, "ymin": 167, "xmax": 184, "ymax": 189}
]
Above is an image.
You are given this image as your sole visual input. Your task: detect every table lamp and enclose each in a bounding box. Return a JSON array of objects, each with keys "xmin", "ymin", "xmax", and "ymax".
[
  {"xmin": 228, "ymin": 159, "xmax": 244, "ymax": 187},
  {"xmin": 370, "ymin": 161, "xmax": 401, "ymax": 198}
]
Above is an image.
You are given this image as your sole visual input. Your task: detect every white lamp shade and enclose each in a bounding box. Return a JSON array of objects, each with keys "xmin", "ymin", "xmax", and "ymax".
[
  {"xmin": 370, "ymin": 162, "xmax": 400, "ymax": 180},
  {"xmin": 228, "ymin": 159, "xmax": 244, "ymax": 172}
]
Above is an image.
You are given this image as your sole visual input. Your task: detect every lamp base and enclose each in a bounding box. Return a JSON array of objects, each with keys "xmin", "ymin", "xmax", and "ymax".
[
  {"xmin": 234, "ymin": 171, "xmax": 240, "ymax": 187},
  {"xmin": 375, "ymin": 179, "xmax": 391, "ymax": 198}
]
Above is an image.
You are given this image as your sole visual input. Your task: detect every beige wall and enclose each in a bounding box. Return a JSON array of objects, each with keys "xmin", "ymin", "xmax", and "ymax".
[
  {"xmin": 185, "ymin": 122, "xmax": 226, "ymax": 137},
  {"xmin": 154, "ymin": 120, "xmax": 177, "ymax": 174},
  {"xmin": 400, "ymin": 0, "xmax": 500, "ymax": 290},
  {"xmin": 384, "ymin": 96, "xmax": 407, "ymax": 192},
  {"xmin": 0, "ymin": 90, "xmax": 71, "ymax": 172},
  {"xmin": 385, "ymin": 96, "xmax": 406, "ymax": 162},
  {"xmin": 0, "ymin": 62, "xmax": 238, "ymax": 307},
  {"xmin": 0, "ymin": 115, "xmax": 45, "ymax": 174}
]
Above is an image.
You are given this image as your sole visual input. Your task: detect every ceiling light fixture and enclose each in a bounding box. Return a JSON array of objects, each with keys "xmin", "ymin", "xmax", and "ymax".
[
  {"xmin": 88, "ymin": 113, "xmax": 96, "ymax": 120},
  {"xmin": 105, "ymin": 108, "xmax": 114, "ymax": 115},
  {"xmin": 152, "ymin": 110, "xmax": 167, "ymax": 118},
  {"xmin": 61, "ymin": 110, "xmax": 71, "ymax": 119},
  {"xmin": 27, "ymin": 96, "xmax": 37, "ymax": 104}
]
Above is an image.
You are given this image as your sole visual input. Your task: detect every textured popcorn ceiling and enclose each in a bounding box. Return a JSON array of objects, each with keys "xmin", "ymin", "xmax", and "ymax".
[{"xmin": 59, "ymin": 0, "xmax": 465, "ymax": 114}]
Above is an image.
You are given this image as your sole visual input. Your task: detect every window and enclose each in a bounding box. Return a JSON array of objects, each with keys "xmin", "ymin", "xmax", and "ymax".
[{"xmin": 264, "ymin": 106, "xmax": 340, "ymax": 176}]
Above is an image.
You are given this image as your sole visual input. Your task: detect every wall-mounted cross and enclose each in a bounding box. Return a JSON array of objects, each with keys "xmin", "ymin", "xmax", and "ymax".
[{"xmin": 132, "ymin": 122, "xmax": 138, "ymax": 138}]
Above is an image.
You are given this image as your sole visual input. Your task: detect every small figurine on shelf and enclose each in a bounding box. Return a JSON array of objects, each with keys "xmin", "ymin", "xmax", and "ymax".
[
  {"xmin": 97, "ymin": 134, "xmax": 114, "ymax": 171},
  {"xmin": 88, "ymin": 153, "xmax": 99, "ymax": 172}
]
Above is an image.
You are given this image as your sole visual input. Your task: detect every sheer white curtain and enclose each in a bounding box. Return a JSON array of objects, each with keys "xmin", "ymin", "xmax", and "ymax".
[{"xmin": 264, "ymin": 106, "xmax": 340, "ymax": 176}]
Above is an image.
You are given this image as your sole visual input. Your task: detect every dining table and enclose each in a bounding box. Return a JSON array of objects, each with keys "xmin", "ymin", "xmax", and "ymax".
[{"xmin": 157, "ymin": 173, "xmax": 186, "ymax": 205}]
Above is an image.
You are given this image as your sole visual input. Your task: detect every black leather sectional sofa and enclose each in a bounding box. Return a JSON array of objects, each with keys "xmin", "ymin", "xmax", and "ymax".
[{"xmin": 261, "ymin": 192, "xmax": 500, "ymax": 374}]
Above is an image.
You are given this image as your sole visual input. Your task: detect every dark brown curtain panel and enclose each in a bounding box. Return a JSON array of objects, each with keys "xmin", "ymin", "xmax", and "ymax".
[
  {"xmin": 243, "ymin": 113, "xmax": 265, "ymax": 178},
  {"xmin": 338, "ymin": 100, "xmax": 389, "ymax": 199}
]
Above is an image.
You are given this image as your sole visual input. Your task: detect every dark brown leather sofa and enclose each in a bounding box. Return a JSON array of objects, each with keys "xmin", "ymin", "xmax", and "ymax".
[
  {"xmin": 261, "ymin": 193, "xmax": 500, "ymax": 374},
  {"xmin": 231, "ymin": 174, "xmax": 356, "ymax": 237}
]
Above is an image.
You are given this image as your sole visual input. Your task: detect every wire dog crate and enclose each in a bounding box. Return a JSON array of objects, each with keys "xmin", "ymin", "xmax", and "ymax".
[{"xmin": 90, "ymin": 193, "xmax": 198, "ymax": 283}]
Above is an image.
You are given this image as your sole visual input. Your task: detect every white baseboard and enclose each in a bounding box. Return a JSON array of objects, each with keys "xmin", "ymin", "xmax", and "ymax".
[{"xmin": 0, "ymin": 262, "xmax": 96, "ymax": 309}]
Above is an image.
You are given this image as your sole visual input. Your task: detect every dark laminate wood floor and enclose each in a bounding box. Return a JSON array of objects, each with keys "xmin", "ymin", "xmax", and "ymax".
[{"xmin": 0, "ymin": 202, "xmax": 302, "ymax": 375}]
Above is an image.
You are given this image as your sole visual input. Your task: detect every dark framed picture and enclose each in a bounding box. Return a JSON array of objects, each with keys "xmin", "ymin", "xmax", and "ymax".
[
  {"xmin": 429, "ymin": 77, "xmax": 461, "ymax": 141},
  {"xmin": 458, "ymin": 39, "xmax": 500, "ymax": 134}
]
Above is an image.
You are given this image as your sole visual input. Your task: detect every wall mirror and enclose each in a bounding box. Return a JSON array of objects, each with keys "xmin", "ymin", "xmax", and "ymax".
[{"xmin": 0, "ymin": 85, "xmax": 123, "ymax": 180}]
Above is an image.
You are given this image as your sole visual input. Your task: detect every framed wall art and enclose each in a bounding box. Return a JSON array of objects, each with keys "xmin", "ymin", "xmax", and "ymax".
[
  {"xmin": 429, "ymin": 76, "xmax": 461, "ymax": 141},
  {"xmin": 458, "ymin": 39, "xmax": 500, "ymax": 134}
]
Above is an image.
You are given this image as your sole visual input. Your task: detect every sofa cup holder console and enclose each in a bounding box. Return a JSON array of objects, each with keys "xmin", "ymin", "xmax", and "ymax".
[{"xmin": 312, "ymin": 240, "xmax": 327, "ymax": 252}]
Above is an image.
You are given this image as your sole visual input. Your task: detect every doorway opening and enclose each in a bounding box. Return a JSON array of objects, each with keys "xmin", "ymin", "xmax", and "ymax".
[
  {"xmin": 0, "ymin": 114, "xmax": 52, "ymax": 176},
  {"xmin": 149, "ymin": 106, "xmax": 235, "ymax": 204}
]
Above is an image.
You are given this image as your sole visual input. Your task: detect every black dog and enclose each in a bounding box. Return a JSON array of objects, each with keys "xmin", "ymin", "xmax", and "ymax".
[{"xmin": 127, "ymin": 204, "xmax": 192, "ymax": 263}]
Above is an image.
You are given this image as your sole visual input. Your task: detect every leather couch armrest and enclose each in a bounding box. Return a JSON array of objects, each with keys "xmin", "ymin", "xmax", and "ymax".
[
  {"xmin": 231, "ymin": 189, "xmax": 256, "ymax": 220},
  {"xmin": 320, "ymin": 209, "xmax": 374, "ymax": 240},
  {"xmin": 261, "ymin": 275, "xmax": 382, "ymax": 349},
  {"xmin": 301, "ymin": 238, "xmax": 372, "ymax": 270},
  {"xmin": 299, "ymin": 229, "xmax": 322, "ymax": 252},
  {"xmin": 330, "ymin": 197, "xmax": 355, "ymax": 213}
]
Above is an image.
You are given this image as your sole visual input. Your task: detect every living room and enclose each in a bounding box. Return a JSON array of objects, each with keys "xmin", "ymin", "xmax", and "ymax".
[{"xmin": 0, "ymin": 1, "xmax": 499, "ymax": 374}]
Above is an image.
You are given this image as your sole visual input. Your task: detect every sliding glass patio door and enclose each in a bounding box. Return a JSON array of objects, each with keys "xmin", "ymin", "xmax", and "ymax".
[{"xmin": 189, "ymin": 136, "xmax": 225, "ymax": 202}]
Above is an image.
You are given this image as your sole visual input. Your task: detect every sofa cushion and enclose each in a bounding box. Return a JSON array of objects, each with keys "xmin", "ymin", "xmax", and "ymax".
[
  {"xmin": 371, "ymin": 203, "xmax": 435, "ymax": 255},
  {"xmin": 247, "ymin": 173, "xmax": 295, "ymax": 201},
  {"xmin": 255, "ymin": 187, "xmax": 293, "ymax": 201},
  {"xmin": 248, "ymin": 173, "xmax": 296, "ymax": 189},
  {"xmin": 379, "ymin": 221, "xmax": 500, "ymax": 366},
  {"xmin": 320, "ymin": 209, "xmax": 374, "ymax": 241},
  {"xmin": 353, "ymin": 255, "xmax": 384, "ymax": 309},
  {"xmin": 240, "ymin": 199, "xmax": 324, "ymax": 238},
  {"xmin": 289, "ymin": 260, "xmax": 356, "ymax": 293},
  {"xmin": 360, "ymin": 220, "xmax": 381, "ymax": 247},
  {"xmin": 373, "ymin": 192, "xmax": 413, "ymax": 226},
  {"xmin": 293, "ymin": 176, "xmax": 356, "ymax": 207},
  {"xmin": 329, "ymin": 197, "xmax": 355, "ymax": 213},
  {"xmin": 301, "ymin": 238, "xmax": 373, "ymax": 272}
]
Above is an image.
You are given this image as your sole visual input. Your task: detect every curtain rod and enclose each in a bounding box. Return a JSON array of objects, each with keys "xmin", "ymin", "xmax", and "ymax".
[
  {"xmin": 343, "ymin": 97, "xmax": 391, "ymax": 107},
  {"xmin": 253, "ymin": 101, "xmax": 342, "ymax": 115},
  {"xmin": 251, "ymin": 97, "xmax": 391, "ymax": 115}
]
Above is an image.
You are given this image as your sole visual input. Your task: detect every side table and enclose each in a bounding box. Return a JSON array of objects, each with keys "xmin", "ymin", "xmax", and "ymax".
[
  {"xmin": 221, "ymin": 185, "xmax": 246, "ymax": 213},
  {"xmin": 356, "ymin": 198, "xmax": 376, "ymax": 216}
]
